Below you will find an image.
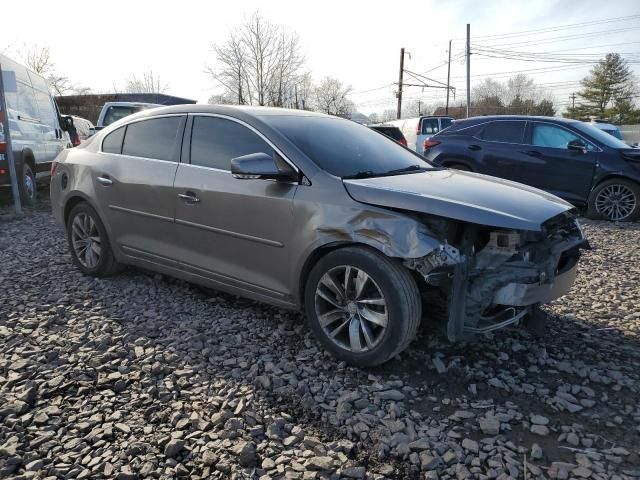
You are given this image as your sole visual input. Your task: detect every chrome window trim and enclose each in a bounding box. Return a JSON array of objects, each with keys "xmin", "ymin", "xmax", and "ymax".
[
  {"xmin": 468, "ymin": 119, "xmax": 602, "ymax": 152},
  {"xmin": 187, "ymin": 113, "xmax": 300, "ymax": 174}
]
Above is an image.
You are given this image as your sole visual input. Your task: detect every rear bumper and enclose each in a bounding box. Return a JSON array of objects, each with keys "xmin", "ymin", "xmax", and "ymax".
[{"xmin": 492, "ymin": 257, "xmax": 579, "ymax": 306}]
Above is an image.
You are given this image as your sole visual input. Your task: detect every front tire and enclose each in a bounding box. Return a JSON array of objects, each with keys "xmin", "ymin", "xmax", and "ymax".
[
  {"xmin": 66, "ymin": 202, "xmax": 122, "ymax": 277},
  {"xmin": 446, "ymin": 162, "xmax": 472, "ymax": 172},
  {"xmin": 304, "ymin": 247, "xmax": 421, "ymax": 367},
  {"xmin": 587, "ymin": 179, "xmax": 640, "ymax": 222},
  {"xmin": 19, "ymin": 163, "xmax": 37, "ymax": 206}
]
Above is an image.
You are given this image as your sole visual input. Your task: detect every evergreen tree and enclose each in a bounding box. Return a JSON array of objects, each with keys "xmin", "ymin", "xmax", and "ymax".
[{"xmin": 576, "ymin": 53, "xmax": 634, "ymax": 117}]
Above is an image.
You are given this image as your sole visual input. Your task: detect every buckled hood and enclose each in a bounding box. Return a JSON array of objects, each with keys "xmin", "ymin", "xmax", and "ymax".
[{"xmin": 343, "ymin": 169, "xmax": 574, "ymax": 231}]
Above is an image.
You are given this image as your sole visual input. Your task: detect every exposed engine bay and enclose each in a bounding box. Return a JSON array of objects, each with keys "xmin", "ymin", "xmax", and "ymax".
[{"xmin": 404, "ymin": 211, "xmax": 589, "ymax": 341}]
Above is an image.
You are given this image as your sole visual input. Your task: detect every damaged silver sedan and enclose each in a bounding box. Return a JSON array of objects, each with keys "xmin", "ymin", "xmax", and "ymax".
[{"xmin": 50, "ymin": 105, "xmax": 588, "ymax": 367}]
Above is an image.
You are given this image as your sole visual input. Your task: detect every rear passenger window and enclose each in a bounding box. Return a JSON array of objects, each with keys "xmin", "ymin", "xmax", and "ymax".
[
  {"xmin": 102, "ymin": 126, "xmax": 126, "ymax": 154},
  {"xmin": 122, "ymin": 117, "xmax": 182, "ymax": 161},
  {"xmin": 190, "ymin": 116, "xmax": 272, "ymax": 170},
  {"xmin": 479, "ymin": 121, "xmax": 525, "ymax": 143}
]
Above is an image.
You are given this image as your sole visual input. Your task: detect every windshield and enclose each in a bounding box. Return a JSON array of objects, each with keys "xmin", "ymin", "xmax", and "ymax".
[
  {"xmin": 103, "ymin": 106, "xmax": 147, "ymax": 126},
  {"xmin": 571, "ymin": 122, "xmax": 629, "ymax": 149},
  {"xmin": 264, "ymin": 115, "xmax": 431, "ymax": 177}
]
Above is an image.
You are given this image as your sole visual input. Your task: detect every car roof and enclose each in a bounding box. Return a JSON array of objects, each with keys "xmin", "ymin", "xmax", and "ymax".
[{"xmin": 458, "ymin": 115, "xmax": 577, "ymax": 124}]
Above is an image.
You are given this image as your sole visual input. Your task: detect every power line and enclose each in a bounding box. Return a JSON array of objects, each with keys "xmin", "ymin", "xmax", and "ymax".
[
  {"xmin": 478, "ymin": 26, "xmax": 640, "ymax": 49},
  {"xmin": 460, "ymin": 14, "xmax": 640, "ymax": 41}
]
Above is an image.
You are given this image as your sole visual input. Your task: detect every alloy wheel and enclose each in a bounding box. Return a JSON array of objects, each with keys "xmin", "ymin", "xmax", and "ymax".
[
  {"xmin": 23, "ymin": 170, "xmax": 35, "ymax": 201},
  {"xmin": 594, "ymin": 184, "xmax": 636, "ymax": 221},
  {"xmin": 314, "ymin": 265, "xmax": 388, "ymax": 353},
  {"xmin": 70, "ymin": 213, "xmax": 102, "ymax": 269}
]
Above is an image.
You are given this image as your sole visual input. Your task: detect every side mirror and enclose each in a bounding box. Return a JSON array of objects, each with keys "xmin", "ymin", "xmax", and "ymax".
[
  {"xmin": 567, "ymin": 139, "xmax": 587, "ymax": 153},
  {"xmin": 231, "ymin": 152, "xmax": 296, "ymax": 181}
]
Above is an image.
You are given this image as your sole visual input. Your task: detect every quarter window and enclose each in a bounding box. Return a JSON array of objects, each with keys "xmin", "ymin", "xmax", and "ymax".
[
  {"xmin": 102, "ymin": 126, "xmax": 126, "ymax": 154},
  {"xmin": 532, "ymin": 123, "xmax": 594, "ymax": 151},
  {"xmin": 479, "ymin": 121, "xmax": 526, "ymax": 143},
  {"xmin": 122, "ymin": 117, "xmax": 182, "ymax": 161},
  {"xmin": 190, "ymin": 116, "xmax": 273, "ymax": 170}
]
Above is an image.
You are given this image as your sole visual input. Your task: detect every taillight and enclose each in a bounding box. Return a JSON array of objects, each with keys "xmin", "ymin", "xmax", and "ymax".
[
  {"xmin": 73, "ymin": 136, "xmax": 81, "ymax": 147},
  {"xmin": 400, "ymin": 138, "xmax": 408, "ymax": 146},
  {"xmin": 423, "ymin": 139, "xmax": 440, "ymax": 152},
  {"xmin": 0, "ymin": 141, "xmax": 5, "ymax": 155},
  {"xmin": 50, "ymin": 161, "xmax": 58, "ymax": 176}
]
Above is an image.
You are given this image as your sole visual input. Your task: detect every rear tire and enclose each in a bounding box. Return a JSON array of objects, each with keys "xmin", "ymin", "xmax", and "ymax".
[
  {"xmin": 66, "ymin": 202, "xmax": 122, "ymax": 277},
  {"xmin": 586, "ymin": 178, "xmax": 640, "ymax": 222},
  {"xmin": 304, "ymin": 247, "xmax": 421, "ymax": 367}
]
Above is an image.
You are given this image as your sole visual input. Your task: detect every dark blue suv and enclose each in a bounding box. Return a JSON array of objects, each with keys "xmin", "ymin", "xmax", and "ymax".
[{"xmin": 424, "ymin": 116, "xmax": 640, "ymax": 221}]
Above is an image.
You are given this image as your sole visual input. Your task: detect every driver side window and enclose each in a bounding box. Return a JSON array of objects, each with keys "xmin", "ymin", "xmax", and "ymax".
[
  {"xmin": 190, "ymin": 116, "xmax": 274, "ymax": 170},
  {"xmin": 532, "ymin": 123, "xmax": 595, "ymax": 151}
]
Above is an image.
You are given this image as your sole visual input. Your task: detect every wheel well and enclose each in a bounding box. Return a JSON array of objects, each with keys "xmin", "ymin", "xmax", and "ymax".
[
  {"xmin": 20, "ymin": 149, "xmax": 36, "ymax": 171},
  {"xmin": 592, "ymin": 175, "xmax": 639, "ymax": 191},
  {"xmin": 442, "ymin": 159, "xmax": 472, "ymax": 170},
  {"xmin": 63, "ymin": 196, "xmax": 87, "ymax": 225}
]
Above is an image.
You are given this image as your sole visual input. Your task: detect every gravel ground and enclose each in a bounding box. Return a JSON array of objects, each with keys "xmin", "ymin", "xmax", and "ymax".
[{"xmin": 0, "ymin": 194, "xmax": 639, "ymax": 480}]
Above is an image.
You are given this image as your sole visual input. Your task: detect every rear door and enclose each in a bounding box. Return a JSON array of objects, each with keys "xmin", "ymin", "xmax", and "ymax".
[
  {"xmin": 173, "ymin": 114, "xmax": 297, "ymax": 300},
  {"xmin": 92, "ymin": 115, "xmax": 185, "ymax": 264},
  {"xmin": 473, "ymin": 120, "xmax": 531, "ymax": 181},
  {"xmin": 523, "ymin": 121, "xmax": 597, "ymax": 202}
]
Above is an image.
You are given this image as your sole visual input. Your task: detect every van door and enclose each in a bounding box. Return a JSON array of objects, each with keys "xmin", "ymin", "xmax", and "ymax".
[
  {"xmin": 416, "ymin": 118, "xmax": 440, "ymax": 155},
  {"xmin": 30, "ymin": 71, "xmax": 65, "ymax": 171}
]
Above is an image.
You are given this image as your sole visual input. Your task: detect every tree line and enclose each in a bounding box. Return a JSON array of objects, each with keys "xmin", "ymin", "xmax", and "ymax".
[{"xmin": 207, "ymin": 12, "xmax": 354, "ymax": 117}]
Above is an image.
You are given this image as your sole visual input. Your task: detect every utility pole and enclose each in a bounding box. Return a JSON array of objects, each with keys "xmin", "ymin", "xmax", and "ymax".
[
  {"xmin": 417, "ymin": 99, "xmax": 422, "ymax": 116},
  {"xmin": 446, "ymin": 39, "xmax": 452, "ymax": 115},
  {"xmin": 570, "ymin": 92, "xmax": 576, "ymax": 110},
  {"xmin": 397, "ymin": 47, "xmax": 405, "ymax": 120},
  {"xmin": 0, "ymin": 64, "xmax": 22, "ymax": 216},
  {"xmin": 466, "ymin": 24, "xmax": 471, "ymax": 118}
]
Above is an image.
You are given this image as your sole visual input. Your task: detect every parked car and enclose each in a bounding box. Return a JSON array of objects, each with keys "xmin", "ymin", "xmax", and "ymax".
[
  {"xmin": 50, "ymin": 106, "xmax": 587, "ymax": 367},
  {"xmin": 65, "ymin": 115, "xmax": 94, "ymax": 144},
  {"xmin": 424, "ymin": 115, "xmax": 640, "ymax": 222},
  {"xmin": 0, "ymin": 53, "xmax": 71, "ymax": 204},
  {"xmin": 92, "ymin": 101, "xmax": 160, "ymax": 133},
  {"xmin": 369, "ymin": 124, "xmax": 407, "ymax": 146},
  {"xmin": 387, "ymin": 115, "xmax": 453, "ymax": 154},
  {"xmin": 588, "ymin": 119, "xmax": 623, "ymax": 140}
]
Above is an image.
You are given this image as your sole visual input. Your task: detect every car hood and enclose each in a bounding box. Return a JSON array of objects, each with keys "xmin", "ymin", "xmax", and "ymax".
[{"xmin": 343, "ymin": 169, "xmax": 574, "ymax": 231}]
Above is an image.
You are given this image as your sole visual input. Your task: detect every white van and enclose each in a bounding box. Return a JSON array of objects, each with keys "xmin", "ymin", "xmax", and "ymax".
[
  {"xmin": 0, "ymin": 53, "xmax": 70, "ymax": 204},
  {"xmin": 387, "ymin": 116, "xmax": 454, "ymax": 155}
]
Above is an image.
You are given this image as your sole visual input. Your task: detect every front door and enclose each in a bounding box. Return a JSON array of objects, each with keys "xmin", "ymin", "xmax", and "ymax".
[
  {"xmin": 521, "ymin": 122, "xmax": 597, "ymax": 203},
  {"xmin": 92, "ymin": 115, "xmax": 185, "ymax": 264},
  {"xmin": 173, "ymin": 115, "xmax": 297, "ymax": 301}
]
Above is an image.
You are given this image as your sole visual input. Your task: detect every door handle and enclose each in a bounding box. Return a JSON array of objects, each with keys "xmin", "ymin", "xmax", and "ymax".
[
  {"xmin": 468, "ymin": 144, "xmax": 481, "ymax": 151},
  {"xmin": 522, "ymin": 150, "xmax": 542, "ymax": 157},
  {"xmin": 178, "ymin": 192, "xmax": 200, "ymax": 204},
  {"xmin": 96, "ymin": 175, "xmax": 113, "ymax": 186}
]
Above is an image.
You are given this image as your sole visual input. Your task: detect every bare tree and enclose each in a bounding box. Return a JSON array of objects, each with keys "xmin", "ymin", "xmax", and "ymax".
[
  {"xmin": 208, "ymin": 11, "xmax": 305, "ymax": 107},
  {"xmin": 124, "ymin": 71, "xmax": 168, "ymax": 94},
  {"xmin": 313, "ymin": 77, "xmax": 354, "ymax": 117}
]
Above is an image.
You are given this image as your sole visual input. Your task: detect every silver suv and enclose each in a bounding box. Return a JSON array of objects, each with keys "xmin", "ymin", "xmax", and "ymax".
[{"xmin": 50, "ymin": 105, "xmax": 588, "ymax": 367}]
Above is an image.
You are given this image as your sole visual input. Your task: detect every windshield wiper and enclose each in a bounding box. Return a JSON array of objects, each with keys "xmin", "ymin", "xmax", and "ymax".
[
  {"xmin": 342, "ymin": 170, "xmax": 379, "ymax": 179},
  {"xmin": 384, "ymin": 164, "xmax": 427, "ymax": 175}
]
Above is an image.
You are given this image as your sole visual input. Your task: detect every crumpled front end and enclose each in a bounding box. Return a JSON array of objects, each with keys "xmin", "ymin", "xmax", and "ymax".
[{"xmin": 405, "ymin": 211, "xmax": 588, "ymax": 340}]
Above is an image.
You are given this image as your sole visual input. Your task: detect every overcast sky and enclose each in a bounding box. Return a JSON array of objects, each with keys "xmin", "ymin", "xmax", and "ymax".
[{"xmin": 3, "ymin": 0, "xmax": 639, "ymax": 115}]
